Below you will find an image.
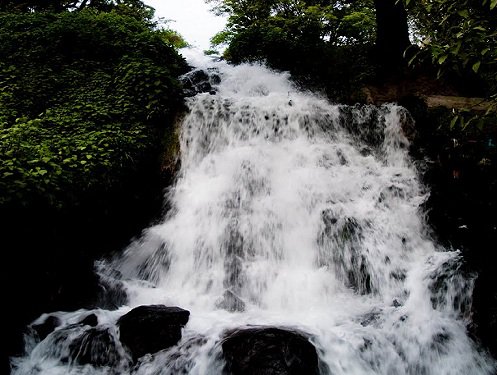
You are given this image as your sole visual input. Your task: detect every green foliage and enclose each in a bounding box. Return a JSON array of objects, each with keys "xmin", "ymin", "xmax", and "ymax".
[
  {"xmin": 207, "ymin": 0, "xmax": 376, "ymax": 100},
  {"xmin": 210, "ymin": 0, "xmax": 376, "ymax": 51},
  {"xmin": 159, "ymin": 29, "xmax": 189, "ymax": 49},
  {"xmin": 404, "ymin": 0, "xmax": 497, "ymax": 127},
  {"xmin": 0, "ymin": 0, "xmax": 155, "ymax": 18},
  {"xmin": 0, "ymin": 118, "xmax": 152, "ymax": 207},
  {"xmin": 406, "ymin": 0, "xmax": 496, "ymax": 85},
  {"xmin": 0, "ymin": 11, "xmax": 188, "ymax": 209}
]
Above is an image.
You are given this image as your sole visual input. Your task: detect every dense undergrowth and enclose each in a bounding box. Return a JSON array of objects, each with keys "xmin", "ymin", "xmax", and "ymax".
[{"xmin": 0, "ymin": 10, "xmax": 188, "ymax": 211}]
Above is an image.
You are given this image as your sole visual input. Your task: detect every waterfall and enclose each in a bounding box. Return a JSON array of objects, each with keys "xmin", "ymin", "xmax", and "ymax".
[{"xmin": 12, "ymin": 51, "xmax": 496, "ymax": 375}]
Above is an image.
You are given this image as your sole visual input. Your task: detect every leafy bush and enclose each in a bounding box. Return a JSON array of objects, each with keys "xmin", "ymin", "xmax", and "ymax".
[{"xmin": 0, "ymin": 10, "xmax": 189, "ymax": 209}]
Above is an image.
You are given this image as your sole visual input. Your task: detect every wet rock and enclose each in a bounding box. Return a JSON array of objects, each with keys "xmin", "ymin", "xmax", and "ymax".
[
  {"xmin": 96, "ymin": 265, "xmax": 129, "ymax": 310},
  {"xmin": 31, "ymin": 315, "xmax": 61, "ymax": 341},
  {"xmin": 67, "ymin": 327, "xmax": 124, "ymax": 367},
  {"xmin": 78, "ymin": 313, "xmax": 98, "ymax": 327},
  {"xmin": 139, "ymin": 335, "xmax": 208, "ymax": 374},
  {"xmin": 182, "ymin": 69, "xmax": 213, "ymax": 96},
  {"xmin": 31, "ymin": 313, "xmax": 98, "ymax": 343},
  {"xmin": 117, "ymin": 305, "xmax": 190, "ymax": 360},
  {"xmin": 221, "ymin": 326, "xmax": 320, "ymax": 375}
]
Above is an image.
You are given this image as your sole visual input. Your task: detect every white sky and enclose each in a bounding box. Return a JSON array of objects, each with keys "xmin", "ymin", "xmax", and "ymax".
[{"xmin": 144, "ymin": 0, "xmax": 227, "ymax": 50}]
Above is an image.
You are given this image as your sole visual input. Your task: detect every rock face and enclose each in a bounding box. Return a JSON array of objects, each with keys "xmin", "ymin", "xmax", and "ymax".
[
  {"xmin": 117, "ymin": 305, "xmax": 190, "ymax": 360},
  {"xmin": 221, "ymin": 326, "xmax": 320, "ymax": 375}
]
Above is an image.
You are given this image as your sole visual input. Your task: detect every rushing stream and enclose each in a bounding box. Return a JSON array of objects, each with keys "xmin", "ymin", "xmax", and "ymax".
[{"xmin": 12, "ymin": 51, "xmax": 496, "ymax": 374}]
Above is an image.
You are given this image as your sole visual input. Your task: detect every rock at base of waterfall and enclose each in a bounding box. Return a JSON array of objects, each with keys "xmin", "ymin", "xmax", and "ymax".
[
  {"xmin": 30, "ymin": 315, "xmax": 61, "ymax": 341},
  {"xmin": 78, "ymin": 313, "xmax": 98, "ymax": 327},
  {"xmin": 67, "ymin": 327, "xmax": 124, "ymax": 367},
  {"xmin": 221, "ymin": 326, "xmax": 320, "ymax": 375},
  {"xmin": 117, "ymin": 305, "xmax": 190, "ymax": 360}
]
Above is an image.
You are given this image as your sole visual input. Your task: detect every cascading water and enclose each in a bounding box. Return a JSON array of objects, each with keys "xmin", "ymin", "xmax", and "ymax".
[{"xmin": 12, "ymin": 51, "xmax": 496, "ymax": 374}]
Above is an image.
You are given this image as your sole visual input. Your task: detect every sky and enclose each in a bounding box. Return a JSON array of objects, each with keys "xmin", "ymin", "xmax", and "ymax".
[{"xmin": 144, "ymin": 0, "xmax": 227, "ymax": 51}]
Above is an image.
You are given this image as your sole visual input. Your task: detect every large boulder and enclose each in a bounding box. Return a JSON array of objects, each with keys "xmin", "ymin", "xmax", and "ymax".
[
  {"xmin": 117, "ymin": 305, "xmax": 190, "ymax": 360},
  {"xmin": 221, "ymin": 326, "xmax": 320, "ymax": 375}
]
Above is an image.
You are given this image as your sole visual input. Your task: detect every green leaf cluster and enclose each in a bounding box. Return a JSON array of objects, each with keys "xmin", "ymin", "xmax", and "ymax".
[
  {"xmin": 406, "ymin": 0, "xmax": 496, "ymax": 80},
  {"xmin": 210, "ymin": 0, "xmax": 376, "ymax": 51},
  {"xmin": 404, "ymin": 0, "xmax": 497, "ymax": 127},
  {"xmin": 0, "ymin": 0, "xmax": 155, "ymax": 19},
  {"xmin": 207, "ymin": 0, "xmax": 376, "ymax": 100},
  {"xmin": 0, "ymin": 10, "xmax": 188, "ymax": 209}
]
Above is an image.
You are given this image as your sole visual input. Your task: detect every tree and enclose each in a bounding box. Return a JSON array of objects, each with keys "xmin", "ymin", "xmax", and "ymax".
[
  {"xmin": 404, "ymin": 0, "xmax": 497, "ymax": 126},
  {"xmin": 208, "ymin": 0, "xmax": 414, "ymax": 68},
  {"xmin": 209, "ymin": 0, "xmax": 377, "ymax": 54},
  {"xmin": 0, "ymin": 0, "xmax": 154, "ymax": 19},
  {"xmin": 373, "ymin": 0, "xmax": 410, "ymax": 68}
]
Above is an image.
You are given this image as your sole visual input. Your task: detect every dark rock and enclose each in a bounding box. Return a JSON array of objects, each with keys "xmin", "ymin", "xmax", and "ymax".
[
  {"xmin": 31, "ymin": 315, "xmax": 61, "ymax": 341},
  {"xmin": 78, "ymin": 313, "xmax": 98, "ymax": 327},
  {"xmin": 182, "ymin": 69, "xmax": 213, "ymax": 96},
  {"xmin": 67, "ymin": 327, "xmax": 124, "ymax": 367},
  {"xmin": 190, "ymin": 69, "xmax": 209, "ymax": 83},
  {"xmin": 221, "ymin": 326, "xmax": 320, "ymax": 375},
  {"xmin": 117, "ymin": 305, "xmax": 190, "ymax": 360}
]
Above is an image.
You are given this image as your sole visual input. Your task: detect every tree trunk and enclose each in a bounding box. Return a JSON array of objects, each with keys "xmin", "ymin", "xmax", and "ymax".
[{"xmin": 374, "ymin": 0, "xmax": 410, "ymax": 68}]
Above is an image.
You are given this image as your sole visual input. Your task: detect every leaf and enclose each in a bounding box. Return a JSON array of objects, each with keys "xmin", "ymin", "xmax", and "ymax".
[
  {"xmin": 450, "ymin": 115, "xmax": 459, "ymax": 129},
  {"xmin": 438, "ymin": 54, "xmax": 448, "ymax": 64},
  {"xmin": 453, "ymin": 41, "xmax": 462, "ymax": 55},
  {"xmin": 491, "ymin": 0, "xmax": 497, "ymax": 10},
  {"xmin": 462, "ymin": 117, "xmax": 474, "ymax": 130},
  {"xmin": 472, "ymin": 61, "xmax": 481, "ymax": 73},
  {"xmin": 457, "ymin": 9, "xmax": 469, "ymax": 18},
  {"xmin": 407, "ymin": 54, "xmax": 418, "ymax": 66}
]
